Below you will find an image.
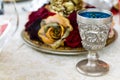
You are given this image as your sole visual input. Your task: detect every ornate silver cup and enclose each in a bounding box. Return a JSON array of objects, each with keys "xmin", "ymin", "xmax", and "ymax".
[{"xmin": 76, "ymin": 8, "xmax": 113, "ymax": 76}]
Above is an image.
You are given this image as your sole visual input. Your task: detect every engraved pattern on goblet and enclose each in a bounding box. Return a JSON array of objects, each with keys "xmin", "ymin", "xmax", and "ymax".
[
  {"xmin": 76, "ymin": 8, "xmax": 113, "ymax": 76},
  {"xmin": 78, "ymin": 23, "xmax": 111, "ymax": 51}
]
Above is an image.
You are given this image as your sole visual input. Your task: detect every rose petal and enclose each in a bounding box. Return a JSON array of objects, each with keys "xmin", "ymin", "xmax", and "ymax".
[
  {"xmin": 110, "ymin": 7, "xmax": 119, "ymax": 15},
  {"xmin": 65, "ymin": 30, "xmax": 82, "ymax": 48}
]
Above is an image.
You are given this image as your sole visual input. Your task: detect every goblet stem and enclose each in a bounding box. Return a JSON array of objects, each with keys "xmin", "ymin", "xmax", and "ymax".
[{"xmin": 87, "ymin": 51, "xmax": 99, "ymax": 67}]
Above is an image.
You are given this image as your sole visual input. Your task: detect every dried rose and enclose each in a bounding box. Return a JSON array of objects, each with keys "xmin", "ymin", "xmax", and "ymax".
[
  {"xmin": 38, "ymin": 14, "xmax": 73, "ymax": 49},
  {"xmin": 65, "ymin": 11, "xmax": 82, "ymax": 47}
]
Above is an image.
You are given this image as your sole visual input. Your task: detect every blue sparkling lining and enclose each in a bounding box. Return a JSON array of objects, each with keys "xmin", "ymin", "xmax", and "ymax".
[{"xmin": 79, "ymin": 12, "xmax": 110, "ymax": 18}]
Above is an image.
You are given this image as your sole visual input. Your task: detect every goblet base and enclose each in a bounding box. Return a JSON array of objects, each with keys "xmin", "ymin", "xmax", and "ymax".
[{"xmin": 76, "ymin": 59, "xmax": 109, "ymax": 77}]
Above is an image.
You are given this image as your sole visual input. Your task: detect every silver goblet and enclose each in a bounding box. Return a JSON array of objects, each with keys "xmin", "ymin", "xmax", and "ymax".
[{"xmin": 76, "ymin": 8, "xmax": 113, "ymax": 76}]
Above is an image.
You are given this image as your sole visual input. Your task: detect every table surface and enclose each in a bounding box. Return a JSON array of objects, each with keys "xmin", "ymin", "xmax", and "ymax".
[{"xmin": 0, "ymin": 1, "xmax": 120, "ymax": 80}]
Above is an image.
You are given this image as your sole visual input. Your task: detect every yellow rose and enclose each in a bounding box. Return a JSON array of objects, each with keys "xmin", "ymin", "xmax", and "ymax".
[{"xmin": 38, "ymin": 14, "xmax": 73, "ymax": 49}]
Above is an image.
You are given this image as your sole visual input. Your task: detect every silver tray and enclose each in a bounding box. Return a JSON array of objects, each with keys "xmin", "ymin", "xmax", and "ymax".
[{"xmin": 21, "ymin": 29, "xmax": 117, "ymax": 55}]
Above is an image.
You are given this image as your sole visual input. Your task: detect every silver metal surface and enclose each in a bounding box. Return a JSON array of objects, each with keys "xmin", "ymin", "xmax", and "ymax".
[
  {"xmin": 76, "ymin": 8, "xmax": 112, "ymax": 76},
  {"xmin": 76, "ymin": 59, "xmax": 109, "ymax": 77}
]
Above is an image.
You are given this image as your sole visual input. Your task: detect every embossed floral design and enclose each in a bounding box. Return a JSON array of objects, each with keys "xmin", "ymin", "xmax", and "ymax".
[{"xmin": 79, "ymin": 23, "xmax": 110, "ymax": 50}]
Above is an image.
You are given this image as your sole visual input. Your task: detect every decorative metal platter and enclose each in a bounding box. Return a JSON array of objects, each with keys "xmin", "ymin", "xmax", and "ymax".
[{"xmin": 21, "ymin": 29, "xmax": 117, "ymax": 55}]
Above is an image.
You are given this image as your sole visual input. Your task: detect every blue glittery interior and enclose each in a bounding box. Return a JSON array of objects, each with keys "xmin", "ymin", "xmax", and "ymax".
[{"xmin": 79, "ymin": 12, "xmax": 110, "ymax": 18}]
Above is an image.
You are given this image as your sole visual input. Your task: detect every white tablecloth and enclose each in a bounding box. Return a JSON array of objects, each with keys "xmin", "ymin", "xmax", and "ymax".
[{"xmin": 0, "ymin": 1, "xmax": 120, "ymax": 80}]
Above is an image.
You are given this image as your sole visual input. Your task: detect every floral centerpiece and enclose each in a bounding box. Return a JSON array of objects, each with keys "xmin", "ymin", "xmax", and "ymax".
[
  {"xmin": 25, "ymin": 0, "xmax": 117, "ymax": 49},
  {"xmin": 25, "ymin": 0, "xmax": 83, "ymax": 49}
]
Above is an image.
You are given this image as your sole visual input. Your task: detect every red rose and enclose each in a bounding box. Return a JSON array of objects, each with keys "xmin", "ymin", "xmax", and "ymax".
[
  {"xmin": 65, "ymin": 30, "xmax": 82, "ymax": 48},
  {"xmin": 64, "ymin": 11, "xmax": 82, "ymax": 48}
]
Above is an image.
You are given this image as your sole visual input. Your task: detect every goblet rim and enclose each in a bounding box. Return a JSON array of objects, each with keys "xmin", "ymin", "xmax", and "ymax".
[
  {"xmin": 77, "ymin": 8, "xmax": 113, "ymax": 19},
  {"xmin": 77, "ymin": 8, "xmax": 113, "ymax": 24}
]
